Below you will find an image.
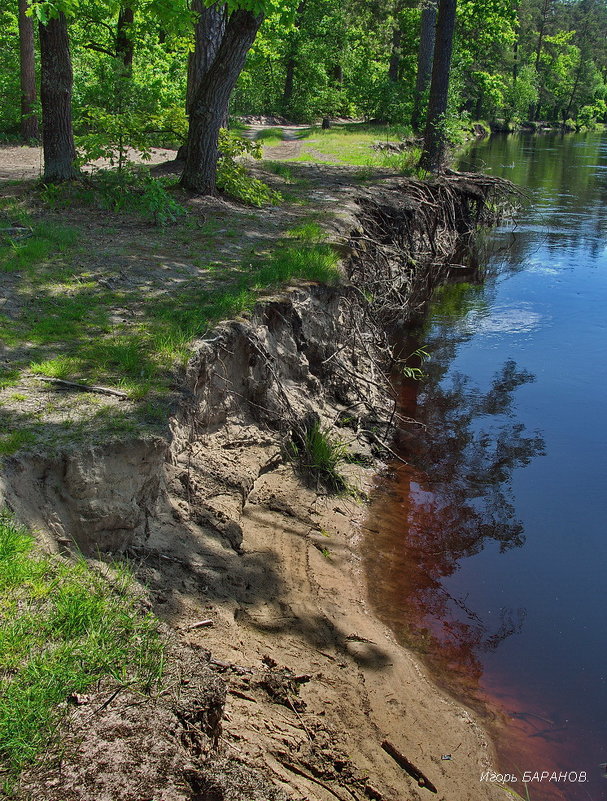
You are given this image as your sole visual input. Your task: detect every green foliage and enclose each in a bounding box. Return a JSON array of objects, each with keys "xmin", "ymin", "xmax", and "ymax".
[
  {"xmin": 577, "ymin": 100, "xmax": 607, "ymax": 128},
  {"xmin": 40, "ymin": 168, "xmax": 187, "ymax": 226},
  {"xmin": 290, "ymin": 421, "xmax": 349, "ymax": 492},
  {"xmin": 400, "ymin": 346, "xmax": 430, "ymax": 380},
  {"xmin": 0, "ymin": 512, "xmax": 163, "ymax": 782},
  {"xmin": 217, "ymin": 129, "xmax": 282, "ymax": 206}
]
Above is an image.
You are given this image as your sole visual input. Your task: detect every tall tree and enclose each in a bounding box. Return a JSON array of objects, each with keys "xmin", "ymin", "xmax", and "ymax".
[
  {"xmin": 38, "ymin": 10, "xmax": 77, "ymax": 181},
  {"xmin": 418, "ymin": 0, "xmax": 457, "ymax": 171},
  {"xmin": 187, "ymin": 0, "xmax": 227, "ymax": 114},
  {"xmin": 411, "ymin": 0, "xmax": 437, "ymax": 131},
  {"xmin": 17, "ymin": 0, "xmax": 39, "ymax": 140},
  {"xmin": 181, "ymin": 8, "xmax": 263, "ymax": 194},
  {"xmin": 116, "ymin": 5, "xmax": 135, "ymax": 71}
]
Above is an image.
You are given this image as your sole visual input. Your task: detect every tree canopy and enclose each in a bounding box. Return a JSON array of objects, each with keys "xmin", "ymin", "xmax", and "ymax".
[{"xmin": 2, "ymin": 0, "xmax": 607, "ymax": 185}]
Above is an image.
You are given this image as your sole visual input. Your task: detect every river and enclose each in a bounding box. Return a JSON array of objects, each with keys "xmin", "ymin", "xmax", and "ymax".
[{"xmin": 363, "ymin": 131, "xmax": 607, "ymax": 801}]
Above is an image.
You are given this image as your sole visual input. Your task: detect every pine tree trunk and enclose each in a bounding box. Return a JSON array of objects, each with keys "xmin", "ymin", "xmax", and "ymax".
[
  {"xmin": 39, "ymin": 13, "xmax": 77, "ymax": 181},
  {"xmin": 411, "ymin": 0, "xmax": 437, "ymax": 133},
  {"xmin": 418, "ymin": 0, "xmax": 456, "ymax": 172},
  {"xmin": 17, "ymin": 0, "xmax": 39, "ymax": 140},
  {"xmin": 116, "ymin": 6, "xmax": 135, "ymax": 71},
  {"xmin": 181, "ymin": 10, "xmax": 263, "ymax": 195}
]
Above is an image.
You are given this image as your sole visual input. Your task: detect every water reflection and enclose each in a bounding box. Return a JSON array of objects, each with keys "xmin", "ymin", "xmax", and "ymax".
[
  {"xmin": 368, "ymin": 315, "xmax": 545, "ymax": 698},
  {"xmin": 365, "ymin": 131, "xmax": 607, "ymax": 801}
]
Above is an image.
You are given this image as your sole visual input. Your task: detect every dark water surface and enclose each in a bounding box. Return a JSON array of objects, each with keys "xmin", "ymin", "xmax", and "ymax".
[{"xmin": 363, "ymin": 132, "xmax": 607, "ymax": 801}]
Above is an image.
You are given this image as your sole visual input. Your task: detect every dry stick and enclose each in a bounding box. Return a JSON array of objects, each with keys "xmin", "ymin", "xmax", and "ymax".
[
  {"xmin": 278, "ymin": 761, "xmax": 349, "ymax": 801},
  {"xmin": 381, "ymin": 740, "xmax": 437, "ymax": 794},
  {"xmin": 33, "ymin": 375, "xmax": 128, "ymax": 398},
  {"xmin": 286, "ymin": 693, "xmax": 313, "ymax": 743}
]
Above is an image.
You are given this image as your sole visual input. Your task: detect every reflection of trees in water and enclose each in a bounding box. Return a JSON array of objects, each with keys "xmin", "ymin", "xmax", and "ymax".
[
  {"xmin": 387, "ymin": 354, "xmax": 544, "ymax": 684},
  {"xmin": 463, "ymin": 132, "xmax": 607, "ymax": 266}
]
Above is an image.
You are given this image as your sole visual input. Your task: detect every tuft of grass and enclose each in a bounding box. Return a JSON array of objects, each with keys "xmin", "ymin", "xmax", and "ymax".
[
  {"xmin": 0, "ymin": 369, "xmax": 19, "ymax": 390},
  {"xmin": 0, "ymin": 512, "xmax": 163, "ymax": 784},
  {"xmin": 290, "ymin": 421, "xmax": 349, "ymax": 492},
  {"xmin": 0, "ymin": 429, "xmax": 36, "ymax": 456},
  {"xmin": 255, "ymin": 127, "xmax": 286, "ymax": 144},
  {"xmin": 287, "ymin": 221, "xmax": 326, "ymax": 244},
  {"xmin": 30, "ymin": 356, "xmax": 83, "ymax": 379}
]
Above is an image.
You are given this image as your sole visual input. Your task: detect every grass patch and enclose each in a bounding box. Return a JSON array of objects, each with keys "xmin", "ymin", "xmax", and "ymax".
[
  {"xmin": 0, "ymin": 513, "xmax": 163, "ymax": 786},
  {"xmin": 0, "ymin": 221, "xmax": 78, "ymax": 274},
  {"xmin": 265, "ymin": 122, "xmax": 421, "ymax": 171},
  {"xmin": 39, "ymin": 169, "xmax": 187, "ymax": 227},
  {"xmin": 254, "ymin": 127, "xmax": 287, "ymax": 145},
  {"xmin": 289, "ymin": 421, "xmax": 349, "ymax": 492},
  {"xmin": 4, "ymin": 234, "xmax": 340, "ymax": 409},
  {"xmin": 0, "ymin": 429, "xmax": 36, "ymax": 456}
]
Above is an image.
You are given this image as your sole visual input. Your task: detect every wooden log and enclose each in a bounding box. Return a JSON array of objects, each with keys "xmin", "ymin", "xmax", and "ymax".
[
  {"xmin": 381, "ymin": 740, "xmax": 437, "ymax": 793},
  {"xmin": 33, "ymin": 376, "xmax": 128, "ymax": 398}
]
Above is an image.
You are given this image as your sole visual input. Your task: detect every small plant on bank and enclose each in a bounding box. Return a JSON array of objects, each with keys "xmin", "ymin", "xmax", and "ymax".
[
  {"xmin": 289, "ymin": 420, "xmax": 350, "ymax": 492},
  {"xmin": 399, "ymin": 346, "xmax": 430, "ymax": 380},
  {"xmin": 216, "ymin": 129, "xmax": 282, "ymax": 207}
]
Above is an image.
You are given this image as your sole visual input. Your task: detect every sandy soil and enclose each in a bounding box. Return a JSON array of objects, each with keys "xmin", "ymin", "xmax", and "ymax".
[
  {"xmin": 0, "ymin": 144, "xmax": 177, "ymax": 182},
  {"xmin": 142, "ymin": 455, "xmax": 509, "ymax": 801}
]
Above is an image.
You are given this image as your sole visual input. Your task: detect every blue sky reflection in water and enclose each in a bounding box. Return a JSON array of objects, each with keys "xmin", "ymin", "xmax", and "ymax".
[{"xmin": 363, "ymin": 131, "xmax": 607, "ymax": 801}]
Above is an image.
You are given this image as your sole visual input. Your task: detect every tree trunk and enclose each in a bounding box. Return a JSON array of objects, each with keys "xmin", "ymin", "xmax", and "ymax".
[
  {"xmin": 281, "ymin": 0, "xmax": 305, "ymax": 113},
  {"xmin": 177, "ymin": 1, "xmax": 227, "ymax": 159},
  {"xmin": 39, "ymin": 12, "xmax": 77, "ymax": 181},
  {"xmin": 181, "ymin": 9, "xmax": 263, "ymax": 195},
  {"xmin": 418, "ymin": 0, "xmax": 457, "ymax": 172},
  {"xmin": 411, "ymin": 0, "xmax": 437, "ymax": 133},
  {"xmin": 187, "ymin": 0, "xmax": 227, "ymax": 115},
  {"xmin": 116, "ymin": 6, "xmax": 135, "ymax": 71},
  {"xmin": 17, "ymin": 0, "xmax": 39, "ymax": 140},
  {"xmin": 388, "ymin": 24, "xmax": 403, "ymax": 82},
  {"xmin": 282, "ymin": 56, "xmax": 296, "ymax": 108}
]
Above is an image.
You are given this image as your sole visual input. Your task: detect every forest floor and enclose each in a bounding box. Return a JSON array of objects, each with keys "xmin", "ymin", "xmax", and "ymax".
[{"xmin": 0, "ymin": 132, "xmax": 512, "ymax": 801}]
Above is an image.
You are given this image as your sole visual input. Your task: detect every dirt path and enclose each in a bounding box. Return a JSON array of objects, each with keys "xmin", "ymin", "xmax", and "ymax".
[
  {"xmin": 0, "ymin": 145, "xmax": 177, "ymax": 182},
  {"xmin": 245, "ymin": 123, "xmax": 306, "ymax": 160}
]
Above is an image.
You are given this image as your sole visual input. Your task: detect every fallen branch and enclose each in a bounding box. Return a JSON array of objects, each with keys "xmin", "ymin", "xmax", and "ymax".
[
  {"xmin": 186, "ymin": 619, "xmax": 214, "ymax": 630},
  {"xmin": 278, "ymin": 760, "xmax": 350, "ymax": 801},
  {"xmin": 33, "ymin": 376, "xmax": 128, "ymax": 399},
  {"xmin": 381, "ymin": 740, "xmax": 437, "ymax": 793}
]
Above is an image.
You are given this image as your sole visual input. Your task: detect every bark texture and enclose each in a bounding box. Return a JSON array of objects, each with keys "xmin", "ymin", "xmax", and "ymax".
[
  {"xmin": 116, "ymin": 6, "xmax": 135, "ymax": 71},
  {"xmin": 39, "ymin": 12, "xmax": 77, "ymax": 181},
  {"xmin": 187, "ymin": 1, "xmax": 227, "ymax": 115},
  {"xmin": 411, "ymin": 0, "xmax": 437, "ymax": 133},
  {"xmin": 418, "ymin": 0, "xmax": 456, "ymax": 173},
  {"xmin": 181, "ymin": 9, "xmax": 263, "ymax": 195},
  {"xmin": 18, "ymin": 0, "xmax": 39, "ymax": 140}
]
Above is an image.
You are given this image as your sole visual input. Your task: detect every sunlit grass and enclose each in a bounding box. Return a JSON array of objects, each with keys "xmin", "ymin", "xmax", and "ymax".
[
  {"xmin": 261, "ymin": 123, "xmax": 421, "ymax": 171},
  {"xmin": 0, "ymin": 512, "xmax": 163, "ymax": 784},
  {"xmin": 3, "ymin": 226, "xmax": 340, "ymax": 409},
  {"xmin": 0, "ymin": 212, "xmax": 78, "ymax": 274}
]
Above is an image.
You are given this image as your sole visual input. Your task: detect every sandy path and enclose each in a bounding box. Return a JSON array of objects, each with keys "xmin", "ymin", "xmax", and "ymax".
[{"xmin": 0, "ymin": 145, "xmax": 177, "ymax": 182}]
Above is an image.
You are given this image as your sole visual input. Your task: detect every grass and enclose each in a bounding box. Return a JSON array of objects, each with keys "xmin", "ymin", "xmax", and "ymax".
[
  {"xmin": 0, "ymin": 220, "xmax": 341, "ymax": 454},
  {"xmin": 0, "ymin": 512, "xmax": 163, "ymax": 788},
  {"xmin": 0, "ymin": 221, "xmax": 78, "ymax": 275},
  {"xmin": 290, "ymin": 421, "xmax": 350, "ymax": 492},
  {"xmin": 261, "ymin": 122, "xmax": 421, "ymax": 171},
  {"xmin": 254, "ymin": 127, "xmax": 287, "ymax": 145}
]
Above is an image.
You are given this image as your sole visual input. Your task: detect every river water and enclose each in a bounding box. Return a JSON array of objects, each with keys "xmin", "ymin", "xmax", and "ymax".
[{"xmin": 363, "ymin": 131, "xmax": 607, "ymax": 801}]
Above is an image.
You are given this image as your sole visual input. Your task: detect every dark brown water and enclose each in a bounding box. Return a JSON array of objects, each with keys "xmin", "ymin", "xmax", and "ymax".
[{"xmin": 363, "ymin": 132, "xmax": 607, "ymax": 801}]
